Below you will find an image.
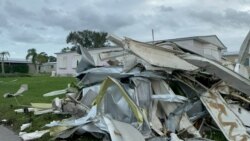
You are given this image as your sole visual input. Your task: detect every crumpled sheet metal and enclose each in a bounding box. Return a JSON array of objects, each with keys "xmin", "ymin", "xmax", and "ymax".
[
  {"xmin": 107, "ymin": 34, "xmax": 125, "ymax": 47},
  {"xmin": 124, "ymin": 37, "xmax": 198, "ymax": 71},
  {"xmin": 76, "ymin": 46, "xmax": 96, "ymax": 73},
  {"xmin": 4, "ymin": 84, "xmax": 28, "ymax": 98},
  {"xmin": 19, "ymin": 130, "xmax": 49, "ymax": 141},
  {"xmin": 151, "ymin": 80, "xmax": 201, "ymax": 137},
  {"xmin": 99, "ymin": 50, "xmax": 127, "ymax": 61},
  {"xmin": 131, "ymin": 77, "xmax": 153, "ymax": 136},
  {"xmin": 46, "ymin": 105, "xmax": 97, "ymax": 128},
  {"xmin": 237, "ymin": 30, "xmax": 250, "ymax": 65},
  {"xmin": 20, "ymin": 123, "xmax": 32, "ymax": 131},
  {"xmin": 100, "ymin": 84, "xmax": 137, "ymax": 124},
  {"xmin": 234, "ymin": 30, "xmax": 250, "ymax": 78},
  {"xmin": 43, "ymin": 89, "xmax": 67, "ymax": 97},
  {"xmin": 229, "ymin": 104, "xmax": 250, "ymax": 127},
  {"xmin": 200, "ymin": 82, "xmax": 250, "ymax": 141},
  {"xmin": 77, "ymin": 67, "xmax": 132, "ymax": 85},
  {"xmin": 183, "ymin": 54, "xmax": 250, "ymax": 96},
  {"xmin": 151, "ymin": 94, "xmax": 188, "ymax": 103},
  {"xmin": 30, "ymin": 103, "xmax": 52, "ymax": 109},
  {"xmin": 104, "ymin": 116, "xmax": 145, "ymax": 141},
  {"xmin": 93, "ymin": 76, "xmax": 144, "ymax": 124}
]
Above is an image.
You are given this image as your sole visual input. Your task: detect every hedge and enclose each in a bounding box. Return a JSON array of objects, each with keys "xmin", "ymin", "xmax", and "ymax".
[{"xmin": 0, "ymin": 63, "xmax": 29, "ymax": 73}]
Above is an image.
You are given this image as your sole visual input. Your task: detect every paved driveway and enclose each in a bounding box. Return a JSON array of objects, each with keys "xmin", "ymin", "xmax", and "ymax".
[{"xmin": 0, "ymin": 125, "xmax": 20, "ymax": 141}]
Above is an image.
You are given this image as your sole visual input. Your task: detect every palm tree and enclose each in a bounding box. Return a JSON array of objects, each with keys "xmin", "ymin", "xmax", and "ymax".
[
  {"xmin": 0, "ymin": 51, "xmax": 10, "ymax": 74},
  {"xmin": 36, "ymin": 52, "xmax": 48, "ymax": 72},
  {"xmin": 26, "ymin": 48, "xmax": 38, "ymax": 73}
]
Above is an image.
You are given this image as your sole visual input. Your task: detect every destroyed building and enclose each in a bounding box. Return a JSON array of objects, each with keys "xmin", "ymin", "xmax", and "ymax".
[
  {"xmin": 150, "ymin": 35, "xmax": 226, "ymax": 61},
  {"xmin": 12, "ymin": 32, "xmax": 250, "ymax": 141},
  {"xmin": 55, "ymin": 47, "xmax": 122, "ymax": 76},
  {"xmin": 223, "ymin": 51, "xmax": 250, "ymax": 73}
]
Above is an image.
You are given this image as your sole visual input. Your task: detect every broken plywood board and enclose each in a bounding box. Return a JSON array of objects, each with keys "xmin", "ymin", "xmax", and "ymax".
[{"xmin": 200, "ymin": 83, "xmax": 250, "ymax": 141}]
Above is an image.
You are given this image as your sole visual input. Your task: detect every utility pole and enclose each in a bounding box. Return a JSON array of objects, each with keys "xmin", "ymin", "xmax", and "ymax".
[{"xmin": 152, "ymin": 29, "xmax": 155, "ymax": 45}]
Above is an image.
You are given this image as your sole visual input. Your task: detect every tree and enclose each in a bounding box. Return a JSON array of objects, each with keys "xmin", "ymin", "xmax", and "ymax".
[
  {"xmin": 26, "ymin": 48, "xmax": 38, "ymax": 73},
  {"xmin": 37, "ymin": 52, "xmax": 48, "ymax": 72},
  {"xmin": 61, "ymin": 47, "xmax": 71, "ymax": 53},
  {"xmin": 48, "ymin": 56, "xmax": 57, "ymax": 62},
  {"xmin": 66, "ymin": 30, "xmax": 108, "ymax": 48},
  {"xmin": 37, "ymin": 52, "xmax": 48, "ymax": 65},
  {"xmin": 0, "ymin": 51, "xmax": 10, "ymax": 75},
  {"xmin": 26, "ymin": 49, "xmax": 50, "ymax": 73}
]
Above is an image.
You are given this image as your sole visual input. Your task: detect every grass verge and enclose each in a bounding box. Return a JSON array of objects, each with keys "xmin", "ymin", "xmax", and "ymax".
[{"xmin": 0, "ymin": 76, "xmax": 85, "ymax": 140}]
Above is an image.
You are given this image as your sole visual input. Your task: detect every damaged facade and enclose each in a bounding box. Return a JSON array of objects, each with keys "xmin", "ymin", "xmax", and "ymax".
[
  {"xmin": 55, "ymin": 47, "xmax": 122, "ymax": 76},
  {"xmin": 13, "ymin": 32, "xmax": 250, "ymax": 141}
]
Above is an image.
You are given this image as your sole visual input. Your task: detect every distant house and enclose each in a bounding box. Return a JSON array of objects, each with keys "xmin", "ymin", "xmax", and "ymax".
[
  {"xmin": 1, "ymin": 58, "xmax": 36, "ymax": 73},
  {"xmin": 55, "ymin": 51, "xmax": 81, "ymax": 76},
  {"xmin": 223, "ymin": 51, "xmax": 240, "ymax": 63},
  {"xmin": 39, "ymin": 62, "xmax": 56, "ymax": 73},
  {"xmin": 153, "ymin": 35, "xmax": 227, "ymax": 61},
  {"xmin": 223, "ymin": 51, "xmax": 250, "ymax": 72},
  {"xmin": 55, "ymin": 47, "xmax": 122, "ymax": 76}
]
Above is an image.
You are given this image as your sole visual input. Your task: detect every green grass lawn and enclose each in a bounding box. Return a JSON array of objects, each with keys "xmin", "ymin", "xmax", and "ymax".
[
  {"xmin": 0, "ymin": 76, "xmax": 70, "ymax": 134},
  {"xmin": 0, "ymin": 76, "xmax": 98, "ymax": 140}
]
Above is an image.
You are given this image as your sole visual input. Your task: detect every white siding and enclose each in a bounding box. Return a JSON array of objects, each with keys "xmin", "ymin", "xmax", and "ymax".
[
  {"xmin": 71, "ymin": 55, "xmax": 81, "ymax": 69},
  {"xmin": 60, "ymin": 56, "xmax": 67, "ymax": 68},
  {"xmin": 174, "ymin": 40, "xmax": 221, "ymax": 61},
  {"xmin": 56, "ymin": 47, "xmax": 122, "ymax": 76},
  {"xmin": 56, "ymin": 52, "xmax": 80, "ymax": 76},
  {"xmin": 203, "ymin": 44, "xmax": 221, "ymax": 60}
]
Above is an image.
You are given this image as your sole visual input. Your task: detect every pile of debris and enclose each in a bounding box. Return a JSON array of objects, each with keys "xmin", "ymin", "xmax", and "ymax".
[{"xmin": 17, "ymin": 33, "xmax": 250, "ymax": 141}]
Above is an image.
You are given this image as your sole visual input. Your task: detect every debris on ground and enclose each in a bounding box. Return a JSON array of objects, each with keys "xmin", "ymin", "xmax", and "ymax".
[
  {"xmin": 9, "ymin": 32, "xmax": 250, "ymax": 141},
  {"xmin": 3, "ymin": 84, "xmax": 28, "ymax": 98},
  {"xmin": 20, "ymin": 123, "xmax": 32, "ymax": 131}
]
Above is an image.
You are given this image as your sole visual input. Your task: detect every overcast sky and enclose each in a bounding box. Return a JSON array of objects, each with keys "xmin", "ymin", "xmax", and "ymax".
[{"xmin": 0, "ymin": 0, "xmax": 250, "ymax": 59}]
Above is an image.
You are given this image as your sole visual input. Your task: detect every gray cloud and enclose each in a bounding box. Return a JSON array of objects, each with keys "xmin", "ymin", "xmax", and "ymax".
[
  {"xmin": 38, "ymin": 6, "xmax": 136, "ymax": 32},
  {"xmin": 39, "ymin": 7, "xmax": 82, "ymax": 30},
  {"xmin": 4, "ymin": 1, "xmax": 35, "ymax": 20},
  {"xmin": 0, "ymin": 0, "xmax": 250, "ymax": 58},
  {"xmin": 11, "ymin": 31, "xmax": 45, "ymax": 43},
  {"xmin": 190, "ymin": 8, "xmax": 250, "ymax": 28},
  {"xmin": 225, "ymin": 9, "xmax": 250, "ymax": 27},
  {"xmin": 0, "ymin": 13, "xmax": 9, "ymax": 27},
  {"xmin": 158, "ymin": 6, "xmax": 174, "ymax": 12},
  {"xmin": 81, "ymin": 12, "xmax": 135, "ymax": 32}
]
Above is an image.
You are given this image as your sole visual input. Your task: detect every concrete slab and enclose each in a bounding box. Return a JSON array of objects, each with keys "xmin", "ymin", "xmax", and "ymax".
[{"xmin": 0, "ymin": 125, "xmax": 20, "ymax": 141}]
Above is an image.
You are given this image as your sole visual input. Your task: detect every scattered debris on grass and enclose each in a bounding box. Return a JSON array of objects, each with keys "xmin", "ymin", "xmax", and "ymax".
[
  {"xmin": 20, "ymin": 123, "xmax": 32, "ymax": 131},
  {"xmin": 3, "ymin": 84, "xmax": 28, "ymax": 98}
]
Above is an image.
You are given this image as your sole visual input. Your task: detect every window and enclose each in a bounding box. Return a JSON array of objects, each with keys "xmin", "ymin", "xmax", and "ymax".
[{"xmin": 244, "ymin": 58, "xmax": 249, "ymax": 66}]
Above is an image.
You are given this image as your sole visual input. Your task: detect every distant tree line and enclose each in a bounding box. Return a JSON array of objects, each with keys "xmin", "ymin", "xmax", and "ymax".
[{"xmin": 61, "ymin": 30, "xmax": 108, "ymax": 53}]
